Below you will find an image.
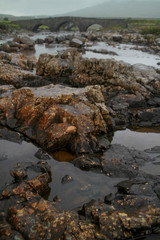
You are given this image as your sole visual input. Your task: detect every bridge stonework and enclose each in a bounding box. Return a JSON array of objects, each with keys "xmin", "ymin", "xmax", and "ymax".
[{"xmin": 12, "ymin": 17, "xmax": 128, "ymax": 32}]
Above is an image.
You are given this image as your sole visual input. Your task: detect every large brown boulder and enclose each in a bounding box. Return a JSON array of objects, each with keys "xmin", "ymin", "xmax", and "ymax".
[{"xmin": 0, "ymin": 84, "xmax": 112, "ymax": 154}]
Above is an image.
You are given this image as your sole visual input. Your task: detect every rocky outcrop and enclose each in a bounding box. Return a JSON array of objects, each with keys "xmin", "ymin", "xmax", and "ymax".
[
  {"xmin": 0, "ymin": 36, "xmax": 35, "ymax": 53},
  {"xmin": 13, "ymin": 36, "xmax": 35, "ymax": 50},
  {"xmin": 0, "ymin": 52, "xmax": 36, "ymax": 87},
  {"xmin": 0, "ymin": 84, "xmax": 112, "ymax": 154},
  {"xmin": 36, "ymin": 49, "xmax": 160, "ymax": 94},
  {"xmin": 36, "ymin": 49, "xmax": 160, "ymax": 128},
  {"xmin": 1, "ymin": 29, "xmax": 160, "ymax": 240}
]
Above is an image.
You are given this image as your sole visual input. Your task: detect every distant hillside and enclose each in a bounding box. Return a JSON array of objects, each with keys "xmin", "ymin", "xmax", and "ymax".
[
  {"xmin": 0, "ymin": 13, "xmax": 50, "ymax": 21},
  {"xmin": 62, "ymin": 0, "xmax": 160, "ymax": 19},
  {"xmin": 0, "ymin": 14, "xmax": 16, "ymax": 20}
]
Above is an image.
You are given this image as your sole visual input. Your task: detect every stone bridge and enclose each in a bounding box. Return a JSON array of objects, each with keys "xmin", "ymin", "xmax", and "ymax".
[{"xmin": 12, "ymin": 17, "xmax": 128, "ymax": 32}]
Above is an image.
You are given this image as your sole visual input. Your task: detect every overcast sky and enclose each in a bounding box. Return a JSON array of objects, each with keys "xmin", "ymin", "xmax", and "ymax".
[
  {"xmin": 0, "ymin": 0, "xmax": 107, "ymax": 16},
  {"xmin": 0, "ymin": 0, "xmax": 158, "ymax": 17}
]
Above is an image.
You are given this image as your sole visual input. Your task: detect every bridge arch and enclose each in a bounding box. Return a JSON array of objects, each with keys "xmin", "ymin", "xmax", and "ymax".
[
  {"xmin": 57, "ymin": 21, "xmax": 79, "ymax": 31},
  {"xmin": 86, "ymin": 24, "xmax": 104, "ymax": 31},
  {"xmin": 32, "ymin": 23, "xmax": 50, "ymax": 32}
]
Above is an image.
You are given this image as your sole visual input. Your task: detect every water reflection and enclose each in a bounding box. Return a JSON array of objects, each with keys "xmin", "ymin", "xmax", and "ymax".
[
  {"xmin": 84, "ymin": 42, "xmax": 160, "ymax": 68},
  {"xmin": 111, "ymin": 127, "xmax": 160, "ymax": 150},
  {"xmin": 1, "ymin": 32, "xmax": 160, "ymax": 69},
  {"xmin": 50, "ymin": 149, "xmax": 77, "ymax": 162},
  {"xmin": 0, "ymin": 130, "xmax": 123, "ymax": 210}
]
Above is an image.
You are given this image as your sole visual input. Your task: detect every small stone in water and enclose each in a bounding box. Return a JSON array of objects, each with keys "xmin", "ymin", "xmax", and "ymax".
[{"xmin": 61, "ymin": 175, "xmax": 73, "ymax": 184}]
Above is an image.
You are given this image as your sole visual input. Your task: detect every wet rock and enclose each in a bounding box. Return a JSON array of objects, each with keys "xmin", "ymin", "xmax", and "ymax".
[
  {"xmin": 102, "ymin": 158, "xmax": 137, "ymax": 178},
  {"xmin": 0, "ymin": 126, "xmax": 24, "ymax": 143},
  {"xmin": 0, "ymin": 84, "xmax": 111, "ymax": 154},
  {"xmin": 53, "ymin": 195, "xmax": 62, "ymax": 202},
  {"xmin": 72, "ymin": 155, "xmax": 102, "ymax": 171},
  {"xmin": 112, "ymin": 34, "xmax": 123, "ymax": 42},
  {"xmin": 36, "ymin": 53, "xmax": 73, "ymax": 78},
  {"xmin": 0, "ymin": 36, "xmax": 35, "ymax": 53},
  {"xmin": 56, "ymin": 35, "xmax": 70, "ymax": 43},
  {"xmin": 156, "ymin": 38, "xmax": 160, "ymax": 47},
  {"xmin": 61, "ymin": 175, "xmax": 73, "ymax": 184},
  {"xmin": 36, "ymin": 51, "xmax": 160, "ymax": 102},
  {"xmin": 13, "ymin": 36, "xmax": 35, "ymax": 50},
  {"xmin": 1, "ymin": 148, "xmax": 160, "ymax": 239},
  {"xmin": 44, "ymin": 35, "xmax": 55, "ymax": 44},
  {"xmin": 134, "ymin": 107, "xmax": 160, "ymax": 126},
  {"xmin": 0, "ymin": 153, "xmax": 8, "ymax": 161},
  {"xmin": 10, "ymin": 163, "xmax": 28, "ymax": 181},
  {"xmin": 87, "ymin": 48, "xmax": 118, "ymax": 55},
  {"xmin": 9, "ymin": 53, "xmax": 36, "ymax": 71},
  {"xmin": 35, "ymin": 38, "xmax": 44, "ymax": 44},
  {"xmin": 34, "ymin": 149, "xmax": 51, "ymax": 160},
  {"xmin": 0, "ymin": 42, "xmax": 19, "ymax": 53},
  {"xmin": 70, "ymin": 38, "xmax": 83, "ymax": 48},
  {"xmin": 0, "ymin": 85, "xmax": 16, "ymax": 97},
  {"xmin": 102, "ymin": 144, "xmax": 152, "ymax": 178},
  {"xmin": 106, "ymin": 92, "xmax": 147, "ymax": 126},
  {"xmin": 0, "ymin": 52, "xmax": 36, "ymax": 87},
  {"xmin": 104, "ymin": 193, "xmax": 114, "ymax": 205}
]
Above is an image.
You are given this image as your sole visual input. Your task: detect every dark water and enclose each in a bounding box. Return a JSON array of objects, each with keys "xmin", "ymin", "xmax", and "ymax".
[
  {"xmin": 1, "ymin": 127, "xmax": 160, "ymax": 209},
  {"xmin": 0, "ymin": 134, "xmax": 125, "ymax": 210},
  {"xmin": 111, "ymin": 127, "xmax": 160, "ymax": 151},
  {"xmin": 111, "ymin": 127, "xmax": 160, "ymax": 176}
]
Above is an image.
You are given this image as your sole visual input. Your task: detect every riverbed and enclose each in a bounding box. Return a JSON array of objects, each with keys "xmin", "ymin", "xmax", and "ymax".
[{"xmin": 0, "ymin": 30, "xmax": 160, "ymax": 239}]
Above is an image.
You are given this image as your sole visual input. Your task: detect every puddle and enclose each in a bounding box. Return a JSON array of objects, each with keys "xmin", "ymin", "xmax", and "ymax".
[
  {"xmin": 140, "ymin": 162, "xmax": 160, "ymax": 175},
  {"xmin": 111, "ymin": 127, "xmax": 160, "ymax": 176},
  {"xmin": 84, "ymin": 41, "xmax": 160, "ymax": 68},
  {"xmin": 111, "ymin": 127, "xmax": 160, "ymax": 151},
  {"xmin": 22, "ymin": 44, "xmax": 67, "ymax": 59},
  {"xmin": 0, "ymin": 129, "xmax": 124, "ymax": 210},
  {"xmin": 50, "ymin": 149, "xmax": 77, "ymax": 162}
]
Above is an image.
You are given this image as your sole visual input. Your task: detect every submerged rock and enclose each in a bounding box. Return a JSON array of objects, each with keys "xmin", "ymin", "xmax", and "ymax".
[{"xmin": 61, "ymin": 175, "xmax": 73, "ymax": 184}]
